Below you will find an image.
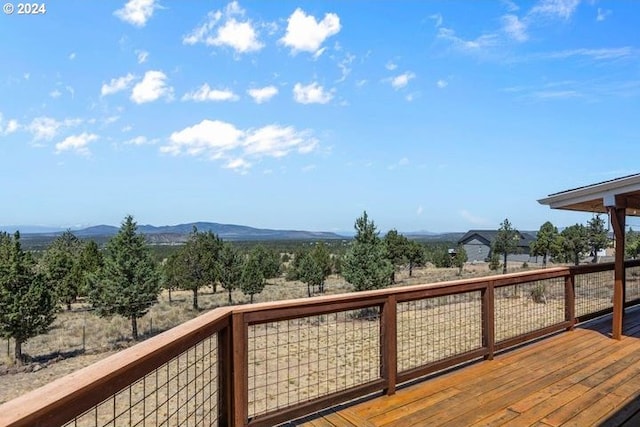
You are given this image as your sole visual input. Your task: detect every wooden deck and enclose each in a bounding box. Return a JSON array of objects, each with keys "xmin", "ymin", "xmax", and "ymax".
[{"xmin": 290, "ymin": 307, "xmax": 640, "ymax": 427}]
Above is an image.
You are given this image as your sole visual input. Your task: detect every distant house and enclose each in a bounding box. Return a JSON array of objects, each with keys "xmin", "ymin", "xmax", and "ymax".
[{"xmin": 458, "ymin": 230, "xmax": 536, "ymax": 263}]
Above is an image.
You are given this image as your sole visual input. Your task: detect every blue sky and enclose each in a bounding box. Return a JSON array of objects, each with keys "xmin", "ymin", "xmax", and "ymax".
[{"xmin": 1, "ymin": 0, "xmax": 639, "ymax": 233}]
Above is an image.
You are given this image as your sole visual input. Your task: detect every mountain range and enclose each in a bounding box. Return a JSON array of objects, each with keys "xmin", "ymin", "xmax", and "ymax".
[{"xmin": 1, "ymin": 222, "xmax": 346, "ymax": 242}]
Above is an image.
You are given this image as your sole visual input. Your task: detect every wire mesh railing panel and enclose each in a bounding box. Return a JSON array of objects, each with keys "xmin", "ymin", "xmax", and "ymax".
[
  {"xmin": 247, "ymin": 307, "xmax": 381, "ymax": 418},
  {"xmin": 626, "ymin": 264, "xmax": 640, "ymax": 302},
  {"xmin": 63, "ymin": 335, "xmax": 219, "ymax": 427},
  {"xmin": 574, "ymin": 270, "xmax": 614, "ymax": 317},
  {"xmin": 397, "ymin": 291, "xmax": 482, "ymax": 373},
  {"xmin": 495, "ymin": 278, "xmax": 565, "ymax": 343}
]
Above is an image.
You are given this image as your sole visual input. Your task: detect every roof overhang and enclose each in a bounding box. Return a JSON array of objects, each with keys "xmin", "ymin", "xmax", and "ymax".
[{"xmin": 538, "ymin": 173, "xmax": 640, "ymax": 217}]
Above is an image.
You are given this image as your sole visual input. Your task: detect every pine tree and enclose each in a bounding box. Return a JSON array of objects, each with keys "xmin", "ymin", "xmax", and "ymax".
[
  {"xmin": 493, "ymin": 218, "xmax": 519, "ymax": 274},
  {"xmin": 89, "ymin": 216, "xmax": 160, "ymax": 340},
  {"xmin": 587, "ymin": 215, "xmax": 609, "ymax": 263},
  {"xmin": 0, "ymin": 232, "xmax": 57, "ymax": 362},
  {"xmin": 342, "ymin": 211, "xmax": 393, "ymax": 291},
  {"xmin": 219, "ymin": 243, "xmax": 243, "ymax": 304}
]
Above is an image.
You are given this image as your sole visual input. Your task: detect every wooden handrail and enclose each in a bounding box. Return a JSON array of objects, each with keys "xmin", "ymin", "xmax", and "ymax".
[
  {"xmin": 2, "ymin": 262, "xmax": 638, "ymax": 427},
  {"xmin": 0, "ymin": 307, "xmax": 233, "ymax": 427}
]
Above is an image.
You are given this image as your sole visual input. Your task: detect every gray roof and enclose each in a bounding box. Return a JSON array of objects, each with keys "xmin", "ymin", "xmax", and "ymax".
[{"xmin": 458, "ymin": 230, "xmax": 535, "ymax": 248}]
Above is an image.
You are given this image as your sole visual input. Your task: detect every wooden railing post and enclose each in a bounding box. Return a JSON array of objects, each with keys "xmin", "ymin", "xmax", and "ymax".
[
  {"xmin": 482, "ymin": 282, "xmax": 495, "ymax": 360},
  {"xmin": 381, "ymin": 295, "xmax": 397, "ymax": 395},
  {"xmin": 565, "ymin": 271, "xmax": 575, "ymax": 331},
  {"xmin": 218, "ymin": 321, "xmax": 232, "ymax": 427},
  {"xmin": 232, "ymin": 312, "xmax": 248, "ymax": 427}
]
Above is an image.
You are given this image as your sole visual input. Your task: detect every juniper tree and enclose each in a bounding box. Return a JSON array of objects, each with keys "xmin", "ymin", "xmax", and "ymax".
[
  {"xmin": 298, "ymin": 253, "xmax": 324, "ymax": 297},
  {"xmin": 384, "ymin": 229, "xmax": 409, "ymax": 283},
  {"xmin": 240, "ymin": 252, "xmax": 265, "ymax": 304},
  {"xmin": 0, "ymin": 232, "xmax": 57, "ymax": 362},
  {"xmin": 89, "ymin": 215, "xmax": 160, "ymax": 340},
  {"xmin": 342, "ymin": 211, "xmax": 393, "ymax": 291},
  {"xmin": 530, "ymin": 221, "xmax": 561, "ymax": 268},
  {"xmin": 453, "ymin": 244, "xmax": 468, "ymax": 276},
  {"xmin": 560, "ymin": 224, "xmax": 589, "ymax": 265},
  {"xmin": 219, "ymin": 243, "xmax": 243, "ymax": 304},
  {"xmin": 175, "ymin": 227, "xmax": 223, "ymax": 310},
  {"xmin": 250, "ymin": 244, "xmax": 281, "ymax": 279},
  {"xmin": 309, "ymin": 242, "xmax": 332, "ymax": 293},
  {"xmin": 43, "ymin": 230, "xmax": 83, "ymax": 310},
  {"xmin": 78, "ymin": 239, "xmax": 103, "ymax": 298},
  {"xmin": 406, "ymin": 240, "xmax": 426, "ymax": 277}
]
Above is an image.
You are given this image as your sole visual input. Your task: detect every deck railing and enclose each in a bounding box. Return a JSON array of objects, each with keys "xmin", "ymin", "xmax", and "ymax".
[{"xmin": 2, "ymin": 260, "xmax": 640, "ymax": 427}]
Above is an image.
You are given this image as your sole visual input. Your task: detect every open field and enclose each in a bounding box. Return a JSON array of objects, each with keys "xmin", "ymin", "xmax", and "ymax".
[{"xmin": 0, "ymin": 262, "xmax": 540, "ymax": 405}]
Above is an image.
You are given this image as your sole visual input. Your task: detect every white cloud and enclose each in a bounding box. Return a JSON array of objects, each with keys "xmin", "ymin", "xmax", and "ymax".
[
  {"xmin": 161, "ymin": 119, "xmax": 318, "ymax": 172},
  {"xmin": 182, "ymin": 84, "xmax": 239, "ymax": 102},
  {"xmin": 124, "ymin": 136, "xmax": 157, "ymax": 145},
  {"xmin": 210, "ymin": 18, "xmax": 263, "ymax": 53},
  {"xmin": 162, "ymin": 119, "xmax": 243, "ymax": 157},
  {"xmin": 523, "ymin": 47, "xmax": 636, "ymax": 61},
  {"xmin": 336, "ymin": 53, "xmax": 355, "ymax": 83},
  {"xmin": 293, "ymin": 82, "xmax": 334, "ymax": 104},
  {"xmin": 502, "ymin": 14, "xmax": 528, "ymax": 41},
  {"xmin": 130, "ymin": 70, "xmax": 173, "ymax": 104},
  {"xmin": 55, "ymin": 133, "xmax": 98, "ymax": 156},
  {"xmin": 385, "ymin": 61, "xmax": 398, "ymax": 71},
  {"xmin": 101, "ymin": 73, "xmax": 136, "ymax": 96},
  {"xmin": 183, "ymin": 1, "xmax": 263, "ymax": 54},
  {"xmin": 429, "ymin": 13, "xmax": 443, "ymax": 27},
  {"xmin": 501, "ymin": 0, "xmax": 520, "ymax": 12},
  {"xmin": 247, "ymin": 85, "xmax": 278, "ymax": 103},
  {"xmin": 437, "ymin": 27, "xmax": 498, "ymax": 51},
  {"xmin": 28, "ymin": 117, "xmax": 82, "ymax": 141},
  {"xmin": 280, "ymin": 8, "xmax": 341, "ymax": 55},
  {"xmin": 243, "ymin": 125, "xmax": 317, "ymax": 157},
  {"xmin": 0, "ymin": 114, "xmax": 19, "ymax": 135},
  {"xmin": 136, "ymin": 50, "xmax": 149, "ymax": 64},
  {"xmin": 114, "ymin": 0, "xmax": 159, "ymax": 27},
  {"xmin": 4, "ymin": 119, "xmax": 19, "ymax": 135},
  {"xmin": 69, "ymin": 52, "xmax": 76, "ymax": 60},
  {"xmin": 596, "ymin": 8, "xmax": 612, "ymax": 22},
  {"xmin": 530, "ymin": 0, "xmax": 580, "ymax": 20},
  {"xmin": 390, "ymin": 72, "xmax": 415, "ymax": 90},
  {"xmin": 388, "ymin": 157, "xmax": 410, "ymax": 170},
  {"xmin": 225, "ymin": 158, "xmax": 251, "ymax": 172},
  {"xmin": 50, "ymin": 89, "xmax": 62, "ymax": 98},
  {"xmin": 302, "ymin": 164, "xmax": 316, "ymax": 172},
  {"xmin": 437, "ymin": 79, "xmax": 448, "ymax": 88}
]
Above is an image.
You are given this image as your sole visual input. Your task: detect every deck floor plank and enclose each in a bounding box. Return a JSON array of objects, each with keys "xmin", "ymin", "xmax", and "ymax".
[{"xmin": 290, "ymin": 308, "xmax": 640, "ymax": 427}]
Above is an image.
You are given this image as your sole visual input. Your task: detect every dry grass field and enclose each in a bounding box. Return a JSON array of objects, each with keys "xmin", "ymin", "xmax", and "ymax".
[{"xmin": 0, "ymin": 262, "xmax": 536, "ymax": 406}]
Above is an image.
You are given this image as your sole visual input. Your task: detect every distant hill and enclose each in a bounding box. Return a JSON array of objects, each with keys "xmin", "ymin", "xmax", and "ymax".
[{"xmin": 16, "ymin": 221, "xmax": 346, "ymax": 243}]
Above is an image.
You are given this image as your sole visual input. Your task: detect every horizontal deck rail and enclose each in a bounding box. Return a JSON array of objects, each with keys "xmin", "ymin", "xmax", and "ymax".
[{"xmin": 1, "ymin": 260, "xmax": 639, "ymax": 427}]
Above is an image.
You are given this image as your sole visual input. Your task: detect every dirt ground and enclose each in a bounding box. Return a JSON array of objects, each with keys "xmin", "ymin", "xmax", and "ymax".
[{"xmin": 0, "ymin": 261, "xmax": 539, "ymax": 405}]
